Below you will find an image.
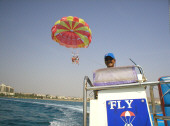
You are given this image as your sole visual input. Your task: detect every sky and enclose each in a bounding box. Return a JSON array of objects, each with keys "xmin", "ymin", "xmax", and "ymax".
[{"xmin": 0, "ymin": 0, "xmax": 170, "ymax": 98}]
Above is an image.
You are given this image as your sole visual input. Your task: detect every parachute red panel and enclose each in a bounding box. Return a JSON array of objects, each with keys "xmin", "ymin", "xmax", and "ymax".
[
  {"xmin": 51, "ymin": 16, "xmax": 92, "ymax": 48},
  {"xmin": 120, "ymin": 111, "xmax": 135, "ymax": 117}
]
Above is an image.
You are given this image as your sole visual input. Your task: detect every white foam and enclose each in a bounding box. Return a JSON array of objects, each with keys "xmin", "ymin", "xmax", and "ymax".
[
  {"xmin": 49, "ymin": 120, "xmax": 58, "ymax": 126},
  {"xmin": 41, "ymin": 102, "xmax": 83, "ymax": 113},
  {"xmin": 49, "ymin": 120, "xmax": 72, "ymax": 126},
  {"xmin": 49, "ymin": 118, "xmax": 80, "ymax": 126}
]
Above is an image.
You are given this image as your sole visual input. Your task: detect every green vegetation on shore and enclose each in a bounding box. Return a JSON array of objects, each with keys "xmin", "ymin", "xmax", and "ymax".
[
  {"xmin": 0, "ymin": 93, "xmax": 47, "ymax": 99},
  {"xmin": 0, "ymin": 93, "xmax": 86, "ymax": 102}
]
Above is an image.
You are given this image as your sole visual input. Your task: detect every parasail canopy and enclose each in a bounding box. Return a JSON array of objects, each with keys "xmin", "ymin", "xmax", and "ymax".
[
  {"xmin": 120, "ymin": 111, "xmax": 135, "ymax": 117},
  {"xmin": 51, "ymin": 16, "xmax": 92, "ymax": 48}
]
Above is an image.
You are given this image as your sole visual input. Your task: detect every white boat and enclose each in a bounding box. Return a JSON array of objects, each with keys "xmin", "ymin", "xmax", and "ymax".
[{"xmin": 83, "ymin": 65, "xmax": 170, "ymax": 126}]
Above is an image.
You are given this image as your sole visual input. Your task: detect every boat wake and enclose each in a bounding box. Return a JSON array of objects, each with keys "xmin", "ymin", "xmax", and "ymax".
[{"xmin": 0, "ymin": 98, "xmax": 85, "ymax": 126}]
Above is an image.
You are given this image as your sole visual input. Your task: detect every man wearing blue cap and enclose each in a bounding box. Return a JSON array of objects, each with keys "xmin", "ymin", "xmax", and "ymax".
[
  {"xmin": 94, "ymin": 53, "xmax": 116, "ymax": 98},
  {"xmin": 104, "ymin": 53, "xmax": 116, "ymax": 68}
]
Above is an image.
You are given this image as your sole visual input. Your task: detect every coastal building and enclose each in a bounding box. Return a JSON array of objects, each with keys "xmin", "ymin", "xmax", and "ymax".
[
  {"xmin": 0, "ymin": 84, "xmax": 14, "ymax": 95},
  {"xmin": 37, "ymin": 94, "xmax": 46, "ymax": 99},
  {"xmin": 46, "ymin": 94, "xmax": 56, "ymax": 99},
  {"xmin": 58, "ymin": 96, "xmax": 67, "ymax": 100}
]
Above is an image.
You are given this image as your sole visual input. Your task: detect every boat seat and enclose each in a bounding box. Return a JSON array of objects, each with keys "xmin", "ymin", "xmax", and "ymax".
[{"xmin": 93, "ymin": 66, "xmax": 139, "ymax": 86}]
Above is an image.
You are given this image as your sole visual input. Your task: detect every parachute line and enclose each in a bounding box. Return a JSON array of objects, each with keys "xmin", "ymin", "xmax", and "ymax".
[
  {"xmin": 120, "ymin": 117, "xmax": 127, "ymax": 124},
  {"xmin": 130, "ymin": 116, "xmax": 135, "ymax": 124}
]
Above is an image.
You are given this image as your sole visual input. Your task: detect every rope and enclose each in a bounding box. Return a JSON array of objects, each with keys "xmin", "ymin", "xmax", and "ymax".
[{"xmin": 161, "ymin": 89, "xmax": 170, "ymax": 99}]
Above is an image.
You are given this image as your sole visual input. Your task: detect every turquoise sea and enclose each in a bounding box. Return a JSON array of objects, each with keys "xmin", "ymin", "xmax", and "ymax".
[
  {"xmin": 0, "ymin": 97, "xmax": 163, "ymax": 126},
  {"xmin": 0, "ymin": 97, "xmax": 89, "ymax": 126}
]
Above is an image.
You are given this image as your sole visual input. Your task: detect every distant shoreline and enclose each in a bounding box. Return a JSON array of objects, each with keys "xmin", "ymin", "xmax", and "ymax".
[{"xmin": 0, "ymin": 96, "xmax": 84, "ymax": 102}]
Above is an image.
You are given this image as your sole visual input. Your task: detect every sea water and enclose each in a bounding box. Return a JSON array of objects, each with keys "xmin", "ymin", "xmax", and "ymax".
[
  {"xmin": 0, "ymin": 97, "xmax": 89, "ymax": 126},
  {"xmin": 0, "ymin": 97, "xmax": 162, "ymax": 126}
]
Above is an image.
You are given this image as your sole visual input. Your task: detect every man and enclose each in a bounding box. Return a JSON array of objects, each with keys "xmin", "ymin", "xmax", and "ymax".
[
  {"xmin": 94, "ymin": 53, "xmax": 116, "ymax": 99},
  {"xmin": 104, "ymin": 53, "xmax": 116, "ymax": 68}
]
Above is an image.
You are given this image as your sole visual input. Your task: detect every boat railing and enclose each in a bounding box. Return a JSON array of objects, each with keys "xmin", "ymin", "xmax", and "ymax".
[
  {"xmin": 150, "ymin": 82, "xmax": 170, "ymax": 126},
  {"xmin": 83, "ymin": 66, "xmax": 170, "ymax": 126}
]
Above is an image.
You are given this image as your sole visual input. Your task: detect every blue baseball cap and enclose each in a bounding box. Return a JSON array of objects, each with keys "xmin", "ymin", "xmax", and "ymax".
[{"xmin": 104, "ymin": 53, "xmax": 115, "ymax": 59}]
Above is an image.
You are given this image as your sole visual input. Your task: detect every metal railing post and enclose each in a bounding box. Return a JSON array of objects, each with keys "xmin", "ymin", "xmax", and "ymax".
[
  {"xmin": 150, "ymin": 85, "xmax": 158, "ymax": 126},
  {"xmin": 83, "ymin": 76, "xmax": 88, "ymax": 126}
]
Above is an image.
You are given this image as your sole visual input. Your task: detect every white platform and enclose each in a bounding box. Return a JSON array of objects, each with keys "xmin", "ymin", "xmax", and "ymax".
[{"xmin": 90, "ymin": 86, "xmax": 153, "ymax": 126}]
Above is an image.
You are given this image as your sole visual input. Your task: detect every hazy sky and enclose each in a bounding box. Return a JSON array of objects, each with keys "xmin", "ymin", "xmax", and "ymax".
[{"xmin": 0, "ymin": 0, "xmax": 170, "ymax": 97}]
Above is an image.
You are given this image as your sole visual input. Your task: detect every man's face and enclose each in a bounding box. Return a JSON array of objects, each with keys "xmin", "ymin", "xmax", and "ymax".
[{"xmin": 105, "ymin": 56, "xmax": 115, "ymax": 68}]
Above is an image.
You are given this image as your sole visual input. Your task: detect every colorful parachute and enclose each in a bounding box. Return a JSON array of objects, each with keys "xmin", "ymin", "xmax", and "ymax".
[
  {"xmin": 120, "ymin": 111, "xmax": 135, "ymax": 126},
  {"xmin": 51, "ymin": 16, "xmax": 92, "ymax": 48}
]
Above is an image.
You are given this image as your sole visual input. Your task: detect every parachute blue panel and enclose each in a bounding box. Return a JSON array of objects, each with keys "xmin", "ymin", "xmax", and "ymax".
[{"xmin": 106, "ymin": 99, "xmax": 152, "ymax": 126}]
